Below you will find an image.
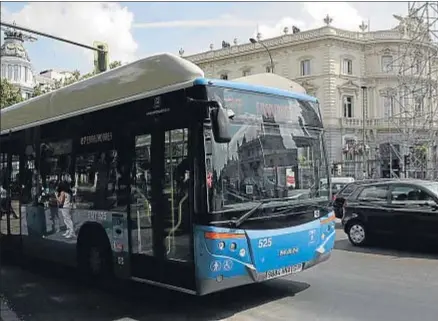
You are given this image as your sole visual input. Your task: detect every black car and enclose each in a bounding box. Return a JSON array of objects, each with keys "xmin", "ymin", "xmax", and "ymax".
[
  {"xmin": 332, "ymin": 179, "xmax": 396, "ymax": 218},
  {"xmin": 341, "ymin": 180, "xmax": 438, "ymax": 246}
]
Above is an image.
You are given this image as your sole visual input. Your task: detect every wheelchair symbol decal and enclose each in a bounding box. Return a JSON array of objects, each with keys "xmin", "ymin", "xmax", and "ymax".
[{"xmin": 223, "ymin": 259, "xmax": 233, "ymax": 271}]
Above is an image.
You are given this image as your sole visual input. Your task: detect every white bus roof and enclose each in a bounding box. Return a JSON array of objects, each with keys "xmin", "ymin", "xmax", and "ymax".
[{"xmin": 1, "ymin": 53, "xmax": 204, "ymax": 135}]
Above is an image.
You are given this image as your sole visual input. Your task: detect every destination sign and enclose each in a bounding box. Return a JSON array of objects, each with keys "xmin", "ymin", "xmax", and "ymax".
[{"xmin": 80, "ymin": 132, "xmax": 113, "ymax": 145}]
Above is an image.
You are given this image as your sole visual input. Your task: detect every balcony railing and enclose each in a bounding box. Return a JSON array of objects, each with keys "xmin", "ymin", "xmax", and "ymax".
[
  {"xmin": 340, "ymin": 117, "xmax": 438, "ymax": 130},
  {"xmin": 185, "ymin": 25, "xmax": 435, "ymax": 63}
]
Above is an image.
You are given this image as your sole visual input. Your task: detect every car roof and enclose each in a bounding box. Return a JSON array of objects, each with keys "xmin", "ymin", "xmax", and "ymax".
[{"xmin": 352, "ymin": 179, "xmax": 434, "ymax": 188}]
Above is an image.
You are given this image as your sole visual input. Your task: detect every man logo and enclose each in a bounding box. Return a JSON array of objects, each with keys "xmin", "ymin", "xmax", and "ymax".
[{"xmin": 279, "ymin": 247, "xmax": 299, "ymax": 256}]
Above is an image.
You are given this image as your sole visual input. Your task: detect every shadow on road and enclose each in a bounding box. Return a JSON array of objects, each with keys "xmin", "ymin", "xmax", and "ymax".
[
  {"xmin": 0, "ymin": 255, "xmax": 310, "ymax": 321},
  {"xmin": 335, "ymin": 237, "xmax": 438, "ymax": 260}
]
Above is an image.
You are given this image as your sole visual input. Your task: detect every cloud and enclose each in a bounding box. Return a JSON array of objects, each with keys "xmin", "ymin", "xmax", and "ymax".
[
  {"xmin": 253, "ymin": 17, "xmax": 307, "ymax": 39},
  {"xmin": 303, "ymin": 2, "xmax": 364, "ymax": 30},
  {"xmin": 2, "ymin": 2, "xmax": 138, "ymax": 65},
  {"xmin": 252, "ymin": 2, "xmax": 364, "ymax": 40},
  {"xmin": 133, "ymin": 15, "xmax": 262, "ymax": 29}
]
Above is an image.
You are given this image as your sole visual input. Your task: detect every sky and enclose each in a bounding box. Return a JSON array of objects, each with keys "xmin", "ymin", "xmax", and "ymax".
[{"xmin": 0, "ymin": 1, "xmax": 409, "ymax": 75}]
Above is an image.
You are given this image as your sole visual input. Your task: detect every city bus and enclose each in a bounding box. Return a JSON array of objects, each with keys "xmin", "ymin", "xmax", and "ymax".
[{"xmin": 0, "ymin": 53, "xmax": 335, "ymax": 295}]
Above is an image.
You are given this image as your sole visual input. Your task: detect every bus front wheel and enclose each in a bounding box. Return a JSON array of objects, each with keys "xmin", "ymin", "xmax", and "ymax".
[{"xmin": 77, "ymin": 226, "xmax": 113, "ymax": 284}]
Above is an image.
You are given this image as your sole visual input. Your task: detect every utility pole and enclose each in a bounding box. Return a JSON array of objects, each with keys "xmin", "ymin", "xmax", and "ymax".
[
  {"xmin": 0, "ymin": 21, "xmax": 109, "ymax": 73},
  {"xmin": 361, "ymin": 86, "xmax": 368, "ymax": 179}
]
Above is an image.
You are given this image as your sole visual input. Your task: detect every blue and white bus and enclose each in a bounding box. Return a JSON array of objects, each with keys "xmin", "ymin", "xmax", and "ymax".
[{"xmin": 0, "ymin": 53, "xmax": 335, "ymax": 295}]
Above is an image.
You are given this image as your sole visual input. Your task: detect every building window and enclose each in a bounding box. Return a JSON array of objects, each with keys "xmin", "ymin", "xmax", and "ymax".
[
  {"xmin": 300, "ymin": 59, "xmax": 311, "ymax": 76},
  {"xmin": 383, "ymin": 95, "xmax": 395, "ymax": 118},
  {"xmin": 242, "ymin": 70, "xmax": 250, "ymax": 76},
  {"xmin": 8, "ymin": 65, "xmax": 13, "ymax": 80},
  {"xmin": 414, "ymin": 58, "xmax": 421, "ymax": 73},
  {"xmin": 382, "ymin": 55, "xmax": 393, "ymax": 72},
  {"xmin": 414, "ymin": 96, "xmax": 424, "ymax": 115},
  {"xmin": 13, "ymin": 65, "xmax": 19, "ymax": 81},
  {"xmin": 1, "ymin": 65, "xmax": 4, "ymax": 78},
  {"xmin": 342, "ymin": 59, "xmax": 353, "ymax": 75},
  {"xmin": 220, "ymin": 74, "xmax": 228, "ymax": 80},
  {"xmin": 24, "ymin": 67, "xmax": 28, "ymax": 82},
  {"xmin": 343, "ymin": 96, "xmax": 354, "ymax": 118},
  {"xmin": 266, "ymin": 66, "xmax": 272, "ymax": 73}
]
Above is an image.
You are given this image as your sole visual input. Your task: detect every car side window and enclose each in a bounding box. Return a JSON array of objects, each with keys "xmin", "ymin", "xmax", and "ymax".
[
  {"xmin": 391, "ymin": 185, "xmax": 436, "ymax": 206},
  {"xmin": 340, "ymin": 184, "xmax": 356, "ymax": 196},
  {"xmin": 357, "ymin": 185, "xmax": 388, "ymax": 201}
]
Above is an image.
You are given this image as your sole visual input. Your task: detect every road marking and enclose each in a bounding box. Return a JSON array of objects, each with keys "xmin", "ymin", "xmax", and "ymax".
[{"xmin": 0, "ymin": 295, "xmax": 21, "ymax": 321}]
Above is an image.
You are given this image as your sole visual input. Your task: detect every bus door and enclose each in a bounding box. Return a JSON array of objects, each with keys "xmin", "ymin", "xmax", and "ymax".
[{"xmin": 130, "ymin": 122, "xmax": 195, "ymax": 291}]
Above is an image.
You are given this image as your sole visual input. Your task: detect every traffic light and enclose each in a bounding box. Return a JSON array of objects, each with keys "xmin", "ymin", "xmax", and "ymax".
[{"xmin": 93, "ymin": 41, "xmax": 108, "ymax": 73}]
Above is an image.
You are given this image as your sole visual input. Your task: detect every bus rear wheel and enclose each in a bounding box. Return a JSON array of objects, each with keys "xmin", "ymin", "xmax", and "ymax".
[{"xmin": 77, "ymin": 232, "xmax": 113, "ymax": 284}]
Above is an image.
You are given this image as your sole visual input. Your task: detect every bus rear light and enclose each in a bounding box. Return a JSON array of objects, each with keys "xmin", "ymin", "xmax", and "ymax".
[{"xmin": 204, "ymin": 232, "xmax": 245, "ymax": 240}]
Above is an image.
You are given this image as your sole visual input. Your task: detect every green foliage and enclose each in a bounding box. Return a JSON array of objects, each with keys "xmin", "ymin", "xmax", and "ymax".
[
  {"xmin": 0, "ymin": 78, "xmax": 23, "ymax": 109},
  {"xmin": 109, "ymin": 60, "xmax": 122, "ymax": 69}
]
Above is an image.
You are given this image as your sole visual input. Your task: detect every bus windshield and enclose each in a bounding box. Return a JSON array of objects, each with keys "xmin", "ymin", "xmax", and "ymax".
[{"xmin": 205, "ymin": 86, "xmax": 329, "ymax": 213}]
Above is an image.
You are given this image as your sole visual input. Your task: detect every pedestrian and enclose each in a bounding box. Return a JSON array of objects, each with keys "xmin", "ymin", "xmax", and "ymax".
[{"xmin": 57, "ymin": 181, "xmax": 76, "ymax": 239}]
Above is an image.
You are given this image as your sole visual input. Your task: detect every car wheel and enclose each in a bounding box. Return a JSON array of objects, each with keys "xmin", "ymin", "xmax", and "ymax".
[{"xmin": 347, "ymin": 222, "xmax": 367, "ymax": 246}]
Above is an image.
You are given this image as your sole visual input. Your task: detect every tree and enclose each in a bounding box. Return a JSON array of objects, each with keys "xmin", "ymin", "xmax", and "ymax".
[
  {"xmin": 109, "ymin": 60, "xmax": 122, "ymax": 69},
  {"xmin": 1, "ymin": 78, "xmax": 23, "ymax": 109},
  {"xmin": 32, "ymin": 61, "xmax": 122, "ymax": 98}
]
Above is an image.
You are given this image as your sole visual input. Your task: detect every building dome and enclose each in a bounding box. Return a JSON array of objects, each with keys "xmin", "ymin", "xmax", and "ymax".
[
  {"xmin": 1, "ymin": 30, "xmax": 31, "ymax": 61},
  {"xmin": 0, "ymin": 27, "xmax": 36, "ymax": 99}
]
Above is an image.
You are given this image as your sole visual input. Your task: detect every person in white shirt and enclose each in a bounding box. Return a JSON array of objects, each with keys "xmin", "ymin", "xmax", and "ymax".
[{"xmin": 57, "ymin": 181, "xmax": 76, "ymax": 239}]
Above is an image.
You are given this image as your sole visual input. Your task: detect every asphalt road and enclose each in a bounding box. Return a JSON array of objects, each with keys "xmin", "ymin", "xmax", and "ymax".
[{"xmin": 1, "ymin": 228, "xmax": 438, "ymax": 321}]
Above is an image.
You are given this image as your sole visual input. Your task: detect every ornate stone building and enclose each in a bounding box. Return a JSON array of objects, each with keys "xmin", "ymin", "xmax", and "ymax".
[
  {"xmin": 1, "ymin": 26, "xmax": 73, "ymax": 98},
  {"xmin": 185, "ymin": 14, "xmax": 438, "ymax": 178},
  {"xmin": 0, "ymin": 28, "xmax": 36, "ymax": 99}
]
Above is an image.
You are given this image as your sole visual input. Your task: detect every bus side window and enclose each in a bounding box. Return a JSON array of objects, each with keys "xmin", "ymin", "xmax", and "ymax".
[{"xmin": 74, "ymin": 149, "xmax": 120, "ymax": 211}]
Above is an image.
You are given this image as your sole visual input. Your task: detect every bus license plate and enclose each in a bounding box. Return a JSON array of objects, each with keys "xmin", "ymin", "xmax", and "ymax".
[{"xmin": 266, "ymin": 263, "xmax": 303, "ymax": 280}]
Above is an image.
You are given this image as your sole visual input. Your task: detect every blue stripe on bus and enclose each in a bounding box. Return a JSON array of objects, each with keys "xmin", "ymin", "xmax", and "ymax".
[{"xmin": 193, "ymin": 77, "xmax": 318, "ymax": 103}]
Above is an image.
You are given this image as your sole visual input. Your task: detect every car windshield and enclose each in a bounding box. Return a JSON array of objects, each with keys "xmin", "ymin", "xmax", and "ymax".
[
  {"xmin": 205, "ymin": 86, "xmax": 329, "ymax": 213},
  {"xmin": 426, "ymin": 182, "xmax": 438, "ymax": 197}
]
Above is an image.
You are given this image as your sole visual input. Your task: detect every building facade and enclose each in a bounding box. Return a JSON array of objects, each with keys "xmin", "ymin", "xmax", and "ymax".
[
  {"xmin": 1, "ymin": 28, "xmax": 74, "ymax": 98},
  {"xmin": 185, "ymin": 14, "xmax": 438, "ymax": 179},
  {"xmin": 0, "ymin": 28, "xmax": 35, "ymax": 99}
]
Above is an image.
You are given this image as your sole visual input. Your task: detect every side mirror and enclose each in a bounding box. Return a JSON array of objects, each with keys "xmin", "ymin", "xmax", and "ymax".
[{"xmin": 210, "ymin": 101, "xmax": 231, "ymax": 143}]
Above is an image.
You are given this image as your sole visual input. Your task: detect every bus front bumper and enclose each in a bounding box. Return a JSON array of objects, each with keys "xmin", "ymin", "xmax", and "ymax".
[{"xmin": 196, "ymin": 251, "xmax": 331, "ymax": 295}]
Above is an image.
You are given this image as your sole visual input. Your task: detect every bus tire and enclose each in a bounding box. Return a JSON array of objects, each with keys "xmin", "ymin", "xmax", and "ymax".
[{"xmin": 77, "ymin": 225, "xmax": 113, "ymax": 285}]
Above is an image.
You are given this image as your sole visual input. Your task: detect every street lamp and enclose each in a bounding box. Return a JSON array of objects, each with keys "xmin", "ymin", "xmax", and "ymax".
[{"xmin": 249, "ymin": 38, "xmax": 274, "ymax": 73}]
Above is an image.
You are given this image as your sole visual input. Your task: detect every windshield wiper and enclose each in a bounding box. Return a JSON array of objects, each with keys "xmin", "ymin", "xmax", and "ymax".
[
  {"xmin": 233, "ymin": 202, "xmax": 264, "ymax": 227},
  {"xmin": 232, "ymin": 198, "xmax": 296, "ymax": 227}
]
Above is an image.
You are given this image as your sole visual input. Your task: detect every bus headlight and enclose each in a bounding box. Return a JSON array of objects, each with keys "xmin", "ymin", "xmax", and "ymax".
[
  {"xmin": 239, "ymin": 248, "xmax": 246, "ymax": 257},
  {"xmin": 218, "ymin": 241, "xmax": 225, "ymax": 250},
  {"xmin": 230, "ymin": 242, "xmax": 237, "ymax": 251}
]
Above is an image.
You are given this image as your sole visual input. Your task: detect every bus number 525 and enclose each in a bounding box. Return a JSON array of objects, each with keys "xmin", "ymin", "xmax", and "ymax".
[{"xmin": 258, "ymin": 237, "xmax": 272, "ymax": 248}]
